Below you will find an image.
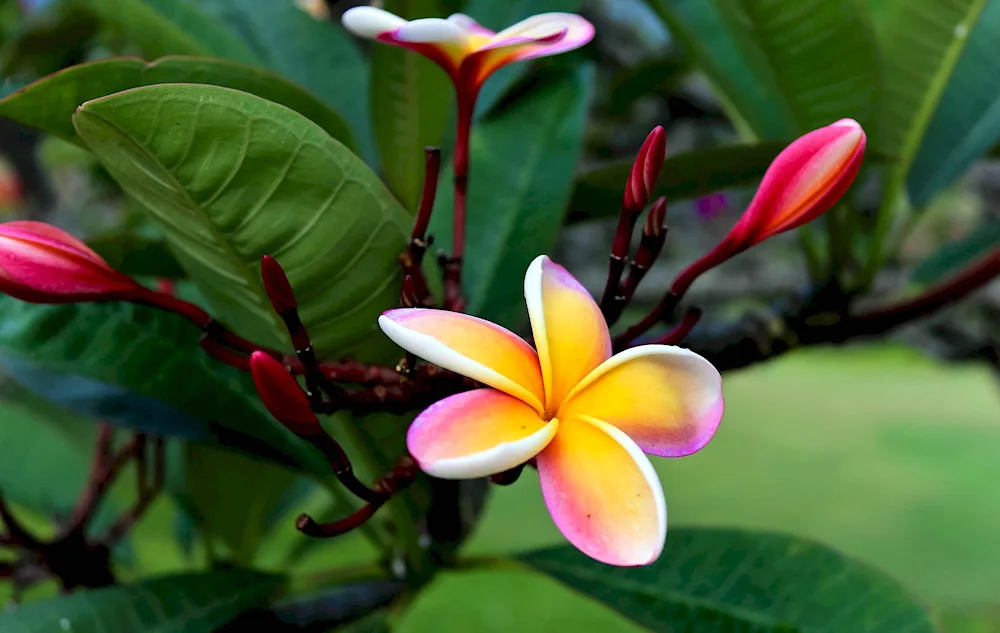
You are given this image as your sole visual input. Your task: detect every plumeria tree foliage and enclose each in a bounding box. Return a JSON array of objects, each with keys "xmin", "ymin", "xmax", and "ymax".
[{"xmin": 0, "ymin": 0, "xmax": 996, "ymax": 631}]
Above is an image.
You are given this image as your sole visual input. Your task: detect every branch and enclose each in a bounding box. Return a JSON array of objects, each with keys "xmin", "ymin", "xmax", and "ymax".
[
  {"xmin": 99, "ymin": 438, "xmax": 166, "ymax": 546},
  {"xmin": 65, "ymin": 432, "xmax": 145, "ymax": 537}
]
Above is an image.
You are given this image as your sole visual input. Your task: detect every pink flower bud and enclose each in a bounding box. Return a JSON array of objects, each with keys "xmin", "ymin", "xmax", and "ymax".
[
  {"xmin": 732, "ymin": 118, "xmax": 865, "ymax": 246},
  {"xmin": 672, "ymin": 119, "xmax": 866, "ymax": 296},
  {"xmin": 249, "ymin": 351, "xmax": 319, "ymax": 435},
  {"xmin": 624, "ymin": 126, "xmax": 666, "ymax": 214},
  {"xmin": 0, "ymin": 221, "xmax": 142, "ymax": 303}
]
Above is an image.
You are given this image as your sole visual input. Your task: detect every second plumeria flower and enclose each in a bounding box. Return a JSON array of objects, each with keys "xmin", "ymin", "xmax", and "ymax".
[
  {"xmin": 379, "ymin": 255, "xmax": 724, "ymax": 566},
  {"xmin": 342, "ymin": 8, "xmax": 594, "ymax": 97}
]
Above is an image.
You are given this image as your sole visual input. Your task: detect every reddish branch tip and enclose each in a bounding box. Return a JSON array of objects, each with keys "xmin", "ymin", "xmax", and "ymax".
[
  {"xmin": 644, "ymin": 197, "xmax": 668, "ymax": 238},
  {"xmin": 625, "ymin": 126, "xmax": 666, "ymax": 215},
  {"xmin": 249, "ymin": 351, "xmax": 319, "ymax": 434},
  {"xmin": 412, "ymin": 147, "xmax": 442, "ymax": 242},
  {"xmin": 651, "ymin": 306, "xmax": 702, "ymax": 345},
  {"xmin": 260, "ymin": 255, "xmax": 297, "ymax": 313}
]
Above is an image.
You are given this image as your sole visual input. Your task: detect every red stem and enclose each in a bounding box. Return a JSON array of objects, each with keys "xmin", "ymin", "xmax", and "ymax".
[
  {"xmin": 851, "ymin": 245, "xmax": 1000, "ymax": 331},
  {"xmin": 648, "ymin": 307, "xmax": 702, "ymax": 345},
  {"xmin": 452, "ymin": 92, "xmax": 475, "ymax": 262}
]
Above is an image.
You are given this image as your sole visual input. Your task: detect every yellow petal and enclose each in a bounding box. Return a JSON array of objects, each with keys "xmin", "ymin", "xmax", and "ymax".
[
  {"xmin": 524, "ymin": 255, "xmax": 611, "ymax": 414},
  {"xmin": 559, "ymin": 345, "xmax": 723, "ymax": 457},
  {"xmin": 537, "ymin": 415, "xmax": 666, "ymax": 566}
]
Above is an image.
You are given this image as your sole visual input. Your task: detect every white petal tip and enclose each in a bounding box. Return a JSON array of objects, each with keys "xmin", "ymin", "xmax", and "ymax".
[{"xmin": 341, "ymin": 6, "xmax": 406, "ymax": 38}]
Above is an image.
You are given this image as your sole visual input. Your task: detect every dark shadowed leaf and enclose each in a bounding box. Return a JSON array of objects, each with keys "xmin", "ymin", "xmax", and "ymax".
[
  {"xmin": 73, "ymin": 84, "xmax": 409, "ymax": 360},
  {"xmin": 198, "ymin": 0, "xmax": 375, "ymax": 161},
  {"xmin": 567, "ymin": 141, "xmax": 788, "ymax": 222},
  {"xmin": 0, "ymin": 297, "xmax": 326, "ymax": 473},
  {"xmin": 83, "ymin": 0, "xmax": 258, "ymax": 63},
  {"xmin": 0, "ymin": 56, "xmax": 357, "ymax": 151},
  {"xmin": 0, "ymin": 386, "xmax": 95, "ymax": 517},
  {"xmin": 0, "ymin": 569, "xmax": 283, "ymax": 633},
  {"xmin": 371, "ymin": 0, "xmax": 452, "ymax": 213},
  {"xmin": 907, "ymin": 0, "xmax": 1000, "ymax": 207},
  {"xmin": 183, "ymin": 444, "xmax": 299, "ymax": 564},
  {"xmin": 428, "ymin": 65, "xmax": 593, "ymax": 326},
  {"xmin": 519, "ymin": 528, "xmax": 937, "ymax": 633}
]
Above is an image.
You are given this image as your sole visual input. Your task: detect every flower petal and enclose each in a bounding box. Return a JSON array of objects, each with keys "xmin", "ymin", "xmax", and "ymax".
[
  {"xmin": 524, "ymin": 255, "xmax": 611, "ymax": 414},
  {"xmin": 447, "ymin": 13, "xmax": 496, "ymax": 38},
  {"xmin": 341, "ymin": 6, "xmax": 407, "ymax": 38},
  {"xmin": 379, "ymin": 308, "xmax": 545, "ymax": 412},
  {"xmin": 408, "ymin": 389, "xmax": 557, "ymax": 479},
  {"xmin": 558, "ymin": 345, "xmax": 723, "ymax": 457},
  {"xmin": 469, "ymin": 13, "xmax": 594, "ymax": 81},
  {"xmin": 395, "ymin": 17, "xmax": 469, "ymax": 43},
  {"xmin": 537, "ymin": 415, "xmax": 666, "ymax": 566}
]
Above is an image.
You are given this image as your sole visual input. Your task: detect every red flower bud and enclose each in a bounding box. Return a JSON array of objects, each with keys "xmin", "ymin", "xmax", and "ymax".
[
  {"xmin": 624, "ymin": 126, "xmax": 666, "ymax": 214},
  {"xmin": 672, "ymin": 119, "xmax": 866, "ymax": 295},
  {"xmin": 260, "ymin": 255, "xmax": 297, "ymax": 314},
  {"xmin": 0, "ymin": 221, "xmax": 142, "ymax": 303},
  {"xmin": 249, "ymin": 351, "xmax": 319, "ymax": 435}
]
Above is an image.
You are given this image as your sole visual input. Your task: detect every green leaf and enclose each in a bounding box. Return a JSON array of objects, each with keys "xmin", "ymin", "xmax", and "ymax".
[
  {"xmin": 0, "ymin": 56, "xmax": 357, "ymax": 152},
  {"xmin": 462, "ymin": 0, "xmax": 585, "ymax": 116},
  {"xmin": 911, "ymin": 217, "xmax": 1000, "ymax": 285},
  {"xmin": 428, "ymin": 65, "xmax": 593, "ymax": 326},
  {"xmin": 0, "ymin": 297, "xmax": 325, "ymax": 473},
  {"xmin": 87, "ymin": 231, "xmax": 187, "ymax": 279},
  {"xmin": 371, "ymin": 0, "xmax": 452, "ymax": 212},
  {"xmin": 183, "ymin": 444, "xmax": 298, "ymax": 564},
  {"xmin": 519, "ymin": 528, "xmax": 937, "ymax": 633},
  {"xmin": 83, "ymin": 0, "xmax": 259, "ymax": 63},
  {"xmin": 715, "ymin": 0, "xmax": 881, "ymax": 135},
  {"xmin": 907, "ymin": 0, "xmax": 1000, "ymax": 207},
  {"xmin": 873, "ymin": 0, "xmax": 988, "ymax": 172},
  {"xmin": 197, "ymin": 0, "xmax": 375, "ymax": 162},
  {"xmin": 567, "ymin": 141, "xmax": 789, "ymax": 222},
  {"xmin": 646, "ymin": 0, "xmax": 795, "ymax": 140},
  {"xmin": 0, "ymin": 569, "xmax": 283, "ymax": 632},
  {"xmin": 72, "ymin": 84, "xmax": 409, "ymax": 360},
  {"xmin": 0, "ymin": 387, "xmax": 94, "ymax": 517}
]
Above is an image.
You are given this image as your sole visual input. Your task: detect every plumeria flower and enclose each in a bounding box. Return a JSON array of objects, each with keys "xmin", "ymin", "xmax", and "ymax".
[
  {"xmin": 379, "ymin": 255, "xmax": 724, "ymax": 566},
  {"xmin": 341, "ymin": 7, "xmax": 594, "ymax": 97}
]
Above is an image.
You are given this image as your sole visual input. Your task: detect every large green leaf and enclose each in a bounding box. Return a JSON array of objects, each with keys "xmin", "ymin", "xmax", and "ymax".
[
  {"xmin": 197, "ymin": 0, "xmax": 375, "ymax": 162},
  {"xmin": 0, "ymin": 387, "xmax": 94, "ymax": 518},
  {"xmin": 428, "ymin": 65, "xmax": 593, "ymax": 326},
  {"xmin": 72, "ymin": 84, "xmax": 409, "ymax": 359},
  {"xmin": 911, "ymin": 217, "xmax": 1000, "ymax": 285},
  {"xmin": 371, "ymin": 0, "xmax": 452, "ymax": 213},
  {"xmin": 0, "ymin": 297, "xmax": 325, "ymax": 473},
  {"xmin": 184, "ymin": 444, "xmax": 298, "ymax": 564},
  {"xmin": 873, "ymin": 0, "xmax": 987, "ymax": 169},
  {"xmin": 83, "ymin": 0, "xmax": 258, "ymax": 63},
  {"xmin": 0, "ymin": 56, "xmax": 357, "ymax": 151},
  {"xmin": 87, "ymin": 231, "xmax": 187, "ymax": 279},
  {"xmin": 0, "ymin": 569, "xmax": 282, "ymax": 632},
  {"xmin": 715, "ymin": 0, "xmax": 881, "ymax": 135},
  {"xmin": 520, "ymin": 528, "xmax": 937, "ymax": 633},
  {"xmin": 462, "ymin": 0, "xmax": 585, "ymax": 116},
  {"xmin": 647, "ymin": 0, "xmax": 795, "ymax": 140},
  {"xmin": 907, "ymin": 0, "xmax": 1000, "ymax": 207},
  {"xmin": 567, "ymin": 141, "xmax": 789, "ymax": 223}
]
